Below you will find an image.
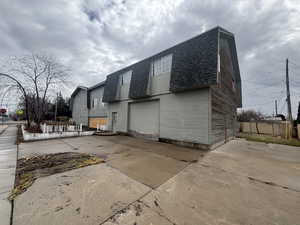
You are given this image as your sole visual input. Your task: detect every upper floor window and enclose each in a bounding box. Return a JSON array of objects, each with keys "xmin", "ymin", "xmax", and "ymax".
[
  {"xmin": 150, "ymin": 54, "xmax": 173, "ymax": 76},
  {"xmin": 120, "ymin": 70, "xmax": 132, "ymax": 85},
  {"xmin": 92, "ymin": 98, "xmax": 98, "ymax": 108},
  {"xmin": 100, "ymin": 96, "xmax": 105, "ymax": 106}
]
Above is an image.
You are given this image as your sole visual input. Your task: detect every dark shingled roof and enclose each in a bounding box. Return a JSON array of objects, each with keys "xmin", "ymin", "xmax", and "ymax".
[{"xmin": 99, "ymin": 26, "xmax": 240, "ymax": 103}]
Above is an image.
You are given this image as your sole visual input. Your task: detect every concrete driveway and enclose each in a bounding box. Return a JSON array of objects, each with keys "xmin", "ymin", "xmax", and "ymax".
[{"xmin": 14, "ymin": 136, "xmax": 300, "ymax": 225}]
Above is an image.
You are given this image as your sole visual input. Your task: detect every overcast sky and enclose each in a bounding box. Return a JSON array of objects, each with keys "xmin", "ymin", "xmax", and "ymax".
[{"xmin": 0, "ymin": 0, "xmax": 299, "ymax": 117}]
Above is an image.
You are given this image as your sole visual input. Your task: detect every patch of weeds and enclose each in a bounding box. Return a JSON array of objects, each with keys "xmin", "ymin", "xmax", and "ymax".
[
  {"xmin": 238, "ymin": 133, "xmax": 300, "ymax": 147},
  {"xmin": 9, "ymin": 152, "xmax": 104, "ymax": 200}
]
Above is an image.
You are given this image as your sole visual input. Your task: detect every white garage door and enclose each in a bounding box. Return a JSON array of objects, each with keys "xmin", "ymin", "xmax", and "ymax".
[{"xmin": 129, "ymin": 100, "xmax": 159, "ymax": 138}]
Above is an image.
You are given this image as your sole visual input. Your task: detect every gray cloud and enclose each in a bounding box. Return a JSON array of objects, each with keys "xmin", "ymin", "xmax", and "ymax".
[{"xmin": 0, "ymin": 0, "xmax": 299, "ymax": 116}]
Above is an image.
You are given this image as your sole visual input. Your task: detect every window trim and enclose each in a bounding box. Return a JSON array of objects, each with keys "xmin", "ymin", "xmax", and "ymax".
[
  {"xmin": 120, "ymin": 70, "xmax": 132, "ymax": 85},
  {"xmin": 150, "ymin": 54, "xmax": 173, "ymax": 77},
  {"xmin": 92, "ymin": 98, "xmax": 98, "ymax": 108}
]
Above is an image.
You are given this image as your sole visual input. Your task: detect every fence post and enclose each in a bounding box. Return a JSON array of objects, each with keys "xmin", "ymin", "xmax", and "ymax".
[
  {"xmin": 255, "ymin": 121, "xmax": 260, "ymax": 134},
  {"xmin": 285, "ymin": 121, "xmax": 288, "ymax": 139}
]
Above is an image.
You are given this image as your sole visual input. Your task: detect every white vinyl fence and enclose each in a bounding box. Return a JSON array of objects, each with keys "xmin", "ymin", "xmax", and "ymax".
[{"xmin": 22, "ymin": 124, "xmax": 94, "ymax": 141}]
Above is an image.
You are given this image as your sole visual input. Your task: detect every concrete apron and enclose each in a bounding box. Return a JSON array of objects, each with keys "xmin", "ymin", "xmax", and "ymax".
[
  {"xmin": 13, "ymin": 135, "xmax": 203, "ymax": 225},
  {"xmin": 12, "ymin": 136, "xmax": 300, "ymax": 225},
  {"xmin": 13, "ymin": 164, "xmax": 151, "ymax": 225},
  {"xmin": 0, "ymin": 126, "xmax": 17, "ymax": 225}
]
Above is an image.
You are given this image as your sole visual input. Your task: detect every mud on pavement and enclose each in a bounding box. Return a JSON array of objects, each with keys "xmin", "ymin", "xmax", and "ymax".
[{"xmin": 9, "ymin": 152, "xmax": 104, "ymax": 200}]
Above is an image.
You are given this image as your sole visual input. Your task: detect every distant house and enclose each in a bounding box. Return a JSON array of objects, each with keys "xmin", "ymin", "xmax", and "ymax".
[
  {"xmin": 70, "ymin": 86, "xmax": 89, "ymax": 126},
  {"xmin": 70, "ymin": 81, "xmax": 107, "ymax": 128},
  {"xmin": 71, "ymin": 26, "xmax": 242, "ymax": 149}
]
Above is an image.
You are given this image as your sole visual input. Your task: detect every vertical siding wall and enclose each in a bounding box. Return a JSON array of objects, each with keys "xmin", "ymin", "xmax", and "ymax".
[
  {"xmin": 88, "ymin": 87, "xmax": 107, "ymax": 118},
  {"xmin": 210, "ymin": 33, "xmax": 240, "ymax": 145},
  {"xmin": 72, "ymin": 89, "xmax": 88, "ymax": 126},
  {"xmin": 107, "ymin": 102, "xmax": 128, "ymax": 132},
  {"xmin": 106, "ymin": 69, "xmax": 210, "ymax": 145},
  {"xmin": 128, "ymin": 100, "xmax": 160, "ymax": 138},
  {"xmin": 159, "ymin": 89, "xmax": 210, "ymax": 144}
]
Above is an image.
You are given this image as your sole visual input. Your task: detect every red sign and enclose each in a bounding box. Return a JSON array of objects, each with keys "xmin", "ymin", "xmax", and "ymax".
[{"xmin": 0, "ymin": 108, "xmax": 7, "ymax": 114}]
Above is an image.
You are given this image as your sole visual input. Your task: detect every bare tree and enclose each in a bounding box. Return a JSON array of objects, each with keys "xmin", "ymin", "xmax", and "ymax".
[
  {"xmin": 0, "ymin": 53, "xmax": 70, "ymax": 127},
  {"xmin": 237, "ymin": 110, "xmax": 265, "ymax": 122}
]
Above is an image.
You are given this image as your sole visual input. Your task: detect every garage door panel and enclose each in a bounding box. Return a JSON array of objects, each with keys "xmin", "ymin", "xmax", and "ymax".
[{"xmin": 129, "ymin": 101, "xmax": 159, "ymax": 138}]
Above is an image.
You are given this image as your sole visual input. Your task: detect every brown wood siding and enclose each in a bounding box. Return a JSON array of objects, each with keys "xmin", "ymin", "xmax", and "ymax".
[
  {"xmin": 211, "ymin": 34, "xmax": 239, "ymax": 144},
  {"xmin": 89, "ymin": 117, "xmax": 107, "ymax": 128}
]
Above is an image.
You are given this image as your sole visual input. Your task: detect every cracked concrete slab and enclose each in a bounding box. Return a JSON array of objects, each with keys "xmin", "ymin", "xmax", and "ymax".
[
  {"xmin": 89, "ymin": 135, "xmax": 204, "ymax": 162},
  {"xmin": 102, "ymin": 201, "xmax": 174, "ymax": 225},
  {"xmin": 14, "ymin": 137, "xmax": 300, "ymax": 225},
  {"xmin": 107, "ymin": 149, "xmax": 188, "ymax": 188},
  {"xmin": 18, "ymin": 135, "xmax": 200, "ymax": 188},
  {"xmin": 23, "ymin": 135, "xmax": 202, "ymax": 161},
  {"xmin": 13, "ymin": 164, "xmax": 151, "ymax": 225},
  {"xmin": 100, "ymin": 139, "xmax": 300, "ymax": 225},
  {"xmin": 18, "ymin": 139, "xmax": 75, "ymax": 158},
  {"xmin": 141, "ymin": 162, "xmax": 300, "ymax": 225},
  {"xmin": 201, "ymin": 139, "xmax": 300, "ymax": 191}
]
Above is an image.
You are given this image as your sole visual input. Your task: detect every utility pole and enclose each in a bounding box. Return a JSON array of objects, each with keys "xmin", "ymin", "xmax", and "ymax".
[
  {"xmin": 275, "ymin": 100, "xmax": 278, "ymax": 116},
  {"xmin": 286, "ymin": 58, "xmax": 292, "ymax": 121}
]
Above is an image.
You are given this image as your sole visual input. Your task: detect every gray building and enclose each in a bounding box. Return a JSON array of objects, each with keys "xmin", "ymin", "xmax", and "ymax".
[
  {"xmin": 71, "ymin": 26, "xmax": 242, "ymax": 149},
  {"xmin": 70, "ymin": 86, "xmax": 89, "ymax": 126},
  {"xmin": 71, "ymin": 81, "xmax": 107, "ymax": 128}
]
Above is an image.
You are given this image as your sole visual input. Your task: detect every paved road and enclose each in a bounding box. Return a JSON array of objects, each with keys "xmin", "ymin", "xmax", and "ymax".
[{"xmin": 0, "ymin": 126, "xmax": 17, "ymax": 225}]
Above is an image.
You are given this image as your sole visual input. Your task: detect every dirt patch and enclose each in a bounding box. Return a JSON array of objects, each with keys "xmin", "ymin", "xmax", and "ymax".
[{"xmin": 9, "ymin": 152, "xmax": 104, "ymax": 200}]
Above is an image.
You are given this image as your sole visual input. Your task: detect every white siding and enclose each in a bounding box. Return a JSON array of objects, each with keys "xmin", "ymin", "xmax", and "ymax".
[
  {"xmin": 159, "ymin": 89, "xmax": 210, "ymax": 144},
  {"xmin": 129, "ymin": 101, "xmax": 159, "ymax": 137},
  {"xmin": 72, "ymin": 89, "xmax": 88, "ymax": 126},
  {"xmin": 89, "ymin": 86, "xmax": 107, "ymax": 118},
  {"xmin": 106, "ymin": 102, "xmax": 128, "ymax": 132},
  {"xmin": 106, "ymin": 88, "xmax": 210, "ymax": 145}
]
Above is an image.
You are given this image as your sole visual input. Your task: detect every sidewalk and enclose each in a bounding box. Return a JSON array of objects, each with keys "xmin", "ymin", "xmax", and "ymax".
[
  {"xmin": 0, "ymin": 126, "xmax": 17, "ymax": 225},
  {"xmin": 0, "ymin": 125, "xmax": 8, "ymax": 135}
]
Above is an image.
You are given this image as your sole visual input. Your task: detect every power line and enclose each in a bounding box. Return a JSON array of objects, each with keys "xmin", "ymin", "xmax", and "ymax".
[
  {"xmin": 289, "ymin": 60, "xmax": 300, "ymax": 69},
  {"xmin": 243, "ymin": 99, "xmax": 275, "ymax": 108}
]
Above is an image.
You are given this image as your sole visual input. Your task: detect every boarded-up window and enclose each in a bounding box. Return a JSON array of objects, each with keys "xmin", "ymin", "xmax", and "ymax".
[
  {"xmin": 150, "ymin": 54, "xmax": 173, "ymax": 76},
  {"xmin": 120, "ymin": 70, "xmax": 132, "ymax": 85}
]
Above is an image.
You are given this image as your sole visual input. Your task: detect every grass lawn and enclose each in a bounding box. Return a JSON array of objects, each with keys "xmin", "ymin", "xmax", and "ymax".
[{"xmin": 237, "ymin": 133, "xmax": 300, "ymax": 147}]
